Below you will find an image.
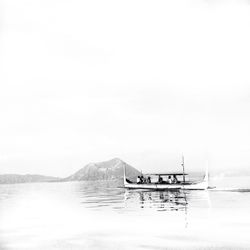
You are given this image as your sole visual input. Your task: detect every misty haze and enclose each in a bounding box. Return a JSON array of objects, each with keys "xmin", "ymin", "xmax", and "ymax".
[{"xmin": 1, "ymin": 0, "xmax": 250, "ymax": 249}]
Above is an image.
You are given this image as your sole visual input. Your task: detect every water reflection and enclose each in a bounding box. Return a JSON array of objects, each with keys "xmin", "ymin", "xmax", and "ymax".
[
  {"xmin": 124, "ymin": 190, "xmax": 188, "ymax": 212},
  {"xmin": 124, "ymin": 189, "xmax": 211, "ymax": 230},
  {"xmin": 72, "ymin": 181, "xmax": 211, "ymax": 215}
]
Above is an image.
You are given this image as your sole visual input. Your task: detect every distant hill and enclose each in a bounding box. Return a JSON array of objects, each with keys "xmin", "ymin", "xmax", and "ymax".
[
  {"xmin": 0, "ymin": 158, "xmax": 140, "ymax": 184},
  {"xmin": 0, "ymin": 174, "xmax": 61, "ymax": 184},
  {"xmin": 64, "ymin": 158, "xmax": 140, "ymax": 182}
]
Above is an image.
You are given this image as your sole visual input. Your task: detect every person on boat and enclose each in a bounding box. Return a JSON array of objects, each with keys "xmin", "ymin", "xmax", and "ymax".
[
  {"xmin": 137, "ymin": 176, "xmax": 142, "ymax": 184},
  {"xmin": 173, "ymin": 174, "xmax": 178, "ymax": 183},
  {"xmin": 147, "ymin": 176, "xmax": 151, "ymax": 183},
  {"xmin": 140, "ymin": 175, "xmax": 144, "ymax": 183},
  {"xmin": 167, "ymin": 175, "xmax": 172, "ymax": 184},
  {"xmin": 158, "ymin": 175, "xmax": 163, "ymax": 184}
]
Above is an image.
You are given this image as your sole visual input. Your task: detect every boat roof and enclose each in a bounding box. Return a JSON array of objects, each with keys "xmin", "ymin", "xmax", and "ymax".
[{"xmin": 144, "ymin": 173, "xmax": 188, "ymax": 176}]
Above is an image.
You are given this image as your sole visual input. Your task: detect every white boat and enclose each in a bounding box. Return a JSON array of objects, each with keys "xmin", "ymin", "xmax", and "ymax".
[{"xmin": 123, "ymin": 157, "xmax": 209, "ymax": 190}]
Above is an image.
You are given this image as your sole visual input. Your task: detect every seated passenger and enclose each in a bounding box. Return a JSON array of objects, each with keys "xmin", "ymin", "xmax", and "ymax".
[
  {"xmin": 140, "ymin": 175, "xmax": 145, "ymax": 183},
  {"xmin": 140, "ymin": 175, "xmax": 147, "ymax": 183},
  {"xmin": 173, "ymin": 174, "xmax": 178, "ymax": 183},
  {"xmin": 167, "ymin": 176, "xmax": 172, "ymax": 184},
  {"xmin": 158, "ymin": 175, "xmax": 163, "ymax": 184},
  {"xmin": 137, "ymin": 176, "xmax": 142, "ymax": 183},
  {"xmin": 147, "ymin": 176, "xmax": 151, "ymax": 183}
]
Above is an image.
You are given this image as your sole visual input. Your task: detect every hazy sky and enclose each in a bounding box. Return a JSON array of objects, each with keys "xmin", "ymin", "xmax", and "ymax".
[{"xmin": 1, "ymin": 0, "xmax": 250, "ymax": 177}]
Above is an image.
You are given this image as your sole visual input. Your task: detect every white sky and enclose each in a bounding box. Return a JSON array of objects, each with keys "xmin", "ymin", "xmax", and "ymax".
[{"xmin": 0, "ymin": 0, "xmax": 250, "ymax": 177}]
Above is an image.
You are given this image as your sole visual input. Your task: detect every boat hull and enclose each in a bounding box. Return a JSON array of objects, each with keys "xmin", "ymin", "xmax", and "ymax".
[
  {"xmin": 124, "ymin": 182, "xmax": 181, "ymax": 190},
  {"xmin": 124, "ymin": 181, "xmax": 208, "ymax": 190}
]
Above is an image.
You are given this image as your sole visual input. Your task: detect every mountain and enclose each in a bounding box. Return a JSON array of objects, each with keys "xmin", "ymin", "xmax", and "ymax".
[
  {"xmin": 0, "ymin": 158, "xmax": 141, "ymax": 184},
  {"xmin": 64, "ymin": 158, "xmax": 140, "ymax": 181},
  {"xmin": 0, "ymin": 174, "xmax": 61, "ymax": 184}
]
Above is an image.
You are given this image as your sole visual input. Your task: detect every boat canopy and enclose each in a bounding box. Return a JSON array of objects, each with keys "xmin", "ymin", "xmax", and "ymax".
[{"xmin": 143, "ymin": 173, "xmax": 188, "ymax": 176}]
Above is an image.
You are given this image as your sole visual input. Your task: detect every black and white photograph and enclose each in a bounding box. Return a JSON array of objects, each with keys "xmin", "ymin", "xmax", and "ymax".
[{"xmin": 1, "ymin": 0, "xmax": 250, "ymax": 249}]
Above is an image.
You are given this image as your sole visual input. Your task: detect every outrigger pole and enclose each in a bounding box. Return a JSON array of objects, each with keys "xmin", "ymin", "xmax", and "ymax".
[{"xmin": 182, "ymin": 155, "xmax": 185, "ymax": 183}]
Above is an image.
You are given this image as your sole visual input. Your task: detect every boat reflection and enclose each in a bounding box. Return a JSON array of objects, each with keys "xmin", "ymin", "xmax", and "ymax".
[
  {"xmin": 124, "ymin": 189, "xmax": 189, "ymax": 211},
  {"xmin": 73, "ymin": 181, "xmax": 210, "ymax": 216},
  {"xmin": 124, "ymin": 189, "xmax": 211, "ymax": 212}
]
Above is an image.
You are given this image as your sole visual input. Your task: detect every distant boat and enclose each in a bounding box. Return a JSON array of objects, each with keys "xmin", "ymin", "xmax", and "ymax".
[{"xmin": 123, "ymin": 156, "xmax": 209, "ymax": 190}]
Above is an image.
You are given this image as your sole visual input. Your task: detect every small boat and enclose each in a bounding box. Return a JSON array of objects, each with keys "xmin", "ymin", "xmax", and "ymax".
[{"xmin": 123, "ymin": 156, "xmax": 209, "ymax": 190}]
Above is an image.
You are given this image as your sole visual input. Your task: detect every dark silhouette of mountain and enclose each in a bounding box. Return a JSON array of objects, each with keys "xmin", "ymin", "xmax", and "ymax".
[
  {"xmin": 0, "ymin": 174, "xmax": 61, "ymax": 184},
  {"xmin": 0, "ymin": 158, "xmax": 140, "ymax": 184},
  {"xmin": 64, "ymin": 158, "xmax": 140, "ymax": 181}
]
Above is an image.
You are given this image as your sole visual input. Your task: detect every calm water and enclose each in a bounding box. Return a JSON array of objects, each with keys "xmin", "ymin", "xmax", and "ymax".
[{"xmin": 0, "ymin": 178, "xmax": 250, "ymax": 250}]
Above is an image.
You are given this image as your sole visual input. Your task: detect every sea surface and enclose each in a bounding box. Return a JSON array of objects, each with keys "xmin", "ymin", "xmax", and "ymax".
[{"xmin": 0, "ymin": 177, "xmax": 250, "ymax": 250}]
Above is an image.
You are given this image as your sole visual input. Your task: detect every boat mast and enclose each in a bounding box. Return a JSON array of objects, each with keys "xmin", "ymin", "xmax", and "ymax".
[{"xmin": 182, "ymin": 155, "xmax": 185, "ymax": 183}]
